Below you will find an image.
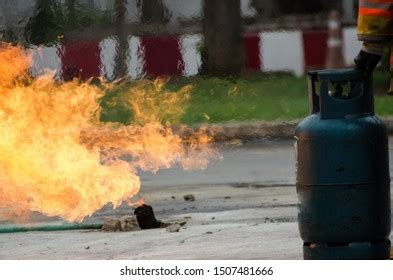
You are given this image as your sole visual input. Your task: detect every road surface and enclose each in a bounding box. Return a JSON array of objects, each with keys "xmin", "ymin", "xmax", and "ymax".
[{"xmin": 0, "ymin": 139, "xmax": 392, "ymax": 260}]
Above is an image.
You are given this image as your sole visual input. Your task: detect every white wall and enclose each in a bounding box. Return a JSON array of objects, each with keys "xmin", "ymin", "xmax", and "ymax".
[
  {"xmin": 1, "ymin": 0, "xmax": 259, "ymax": 29},
  {"xmin": 124, "ymin": 0, "xmax": 256, "ymax": 24},
  {"xmin": 0, "ymin": 0, "xmax": 35, "ymax": 29},
  {"xmin": 164, "ymin": 0, "xmax": 202, "ymax": 21}
]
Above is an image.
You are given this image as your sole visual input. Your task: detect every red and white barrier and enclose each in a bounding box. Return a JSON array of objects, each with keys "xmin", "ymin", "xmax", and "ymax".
[
  {"xmin": 180, "ymin": 34, "xmax": 203, "ymax": 77},
  {"xmin": 302, "ymin": 30, "xmax": 328, "ymax": 71},
  {"xmin": 61, "ymin": 41, "xmax": 101, "ymax": 80},
  {"xmin": 30, "ymin": 27, "xmax": 361, "ymax": 80},
  {"xmin": 243, "ymin": 33, "xmax": 261, "ymax": 72},
  {"xmin": 99, "ymin": 36, "xmax": 145, "ymax": 80},
  {"xmin": 128, "ymin": 36, "xmax": 145, "ymax": 79},
  {"xmin": 343, "ymin": 27, "xmax": 362, "ymax": 67},
  {"xmin": 31, "ymin": 46, "xmax": 62, "ymax": 77},
  {"xmin": 99, "ymin": 37, "xmax": 117, "ymax": 80},
  {"xmin": 261, "ymin": 31, "xmax": 304, "ymax": 77}
]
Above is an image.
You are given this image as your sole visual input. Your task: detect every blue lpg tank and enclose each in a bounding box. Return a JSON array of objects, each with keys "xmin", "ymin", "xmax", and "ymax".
[{"xmin": 295, "ymin": 69, "xmax": 391, "ymax": 260}]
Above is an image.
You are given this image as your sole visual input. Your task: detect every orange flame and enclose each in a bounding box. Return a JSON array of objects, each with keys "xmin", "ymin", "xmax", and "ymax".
[
  {"xmin": 0, "ymin": 44, "xmax": 217, "ymax": 222},
  {"xmin": 134, "ymin": 198, "xmax": 145, "ymax": 208}
]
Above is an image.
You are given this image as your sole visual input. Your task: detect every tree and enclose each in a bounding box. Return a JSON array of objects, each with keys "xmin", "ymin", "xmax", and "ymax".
[
  {"xmin": 136, "ymin": 0, "xmax": 169, "ymax": 24},
  {"xmin": 24, "ymin": 0, "xmax": 63, "ymax": 45},
  {"xmin": 24, "ymin": 0, "xmax": 110, "ymax": 46},
  {"xmin": 202, "ymin": 0, "xmax": 243, "ymax": 76},
  {"xmin": 113, "ymin": 0, "xmax": 129, "ymax": 79},
  {"xmin": 251, "ymin": 0, "xmax": 280, "ymax": 18},
  {"xmin": 65, "ymin": 0, "xmax": 76, "ymax": 16}
]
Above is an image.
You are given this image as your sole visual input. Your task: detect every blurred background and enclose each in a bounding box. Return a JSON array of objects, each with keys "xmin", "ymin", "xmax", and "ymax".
[{"xmin": 0, "ymin": 0, "xmax": 392, "ymax": 124}]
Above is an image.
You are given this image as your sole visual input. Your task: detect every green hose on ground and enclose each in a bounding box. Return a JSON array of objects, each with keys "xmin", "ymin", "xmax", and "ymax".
[{"xmin": 0, "ymin": 223, "xmax": 103, "ymax": 234}]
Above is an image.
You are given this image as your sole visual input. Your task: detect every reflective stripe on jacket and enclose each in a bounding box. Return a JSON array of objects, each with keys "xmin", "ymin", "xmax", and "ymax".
[{"xmin": 357, "ymin": 0, "xmax": 393, "ymax": 42}]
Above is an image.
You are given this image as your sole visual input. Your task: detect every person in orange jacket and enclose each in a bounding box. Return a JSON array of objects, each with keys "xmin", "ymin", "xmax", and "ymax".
[{"xmin": 354, "ymin": 0, "xmax": 393, "ymax": 92}]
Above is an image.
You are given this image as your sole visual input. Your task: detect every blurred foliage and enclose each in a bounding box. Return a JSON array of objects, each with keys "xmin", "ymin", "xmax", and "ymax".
[
  {"xmin": 1, "ymin": 29, "xmax": 18, "ymax": 43},
  {"xmin": 24, "ymin": 0, "xmax": 111, "ymax": 45}
]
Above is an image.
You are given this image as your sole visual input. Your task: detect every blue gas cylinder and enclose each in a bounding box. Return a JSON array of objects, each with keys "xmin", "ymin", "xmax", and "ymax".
[{"xmin": 295, "ymin": 69, "xmax": 391, "ymax": 260}]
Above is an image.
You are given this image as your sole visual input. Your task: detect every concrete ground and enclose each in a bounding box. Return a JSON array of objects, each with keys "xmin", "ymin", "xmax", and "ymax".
[{"xmin": 0, "ymin": 139, "xmax": 392, "ymax": 260}]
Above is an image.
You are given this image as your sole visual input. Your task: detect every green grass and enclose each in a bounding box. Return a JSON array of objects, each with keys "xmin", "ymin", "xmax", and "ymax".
[
  {"xmin": 373, "ymin": 70, "xmax": 393, "ymax": 117},
  {"xmin": 100, "ymin": 71, "xmax": 393, "ymax": 125},
  {"xmin": 170, "ymin": 74, "xmax": 308, "ymax": 124}
]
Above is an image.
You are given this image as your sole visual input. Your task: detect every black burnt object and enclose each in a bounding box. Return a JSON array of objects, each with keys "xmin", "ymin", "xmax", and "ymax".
[{"xmin": 134, "ymin": 204, "xmax": 161, "ymax": 229}]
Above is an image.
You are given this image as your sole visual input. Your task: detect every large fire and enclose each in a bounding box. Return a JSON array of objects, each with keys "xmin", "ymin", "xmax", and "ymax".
[{"xmin": 0, "ymin": 44, "xmax": 216, "ymax": 223}]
